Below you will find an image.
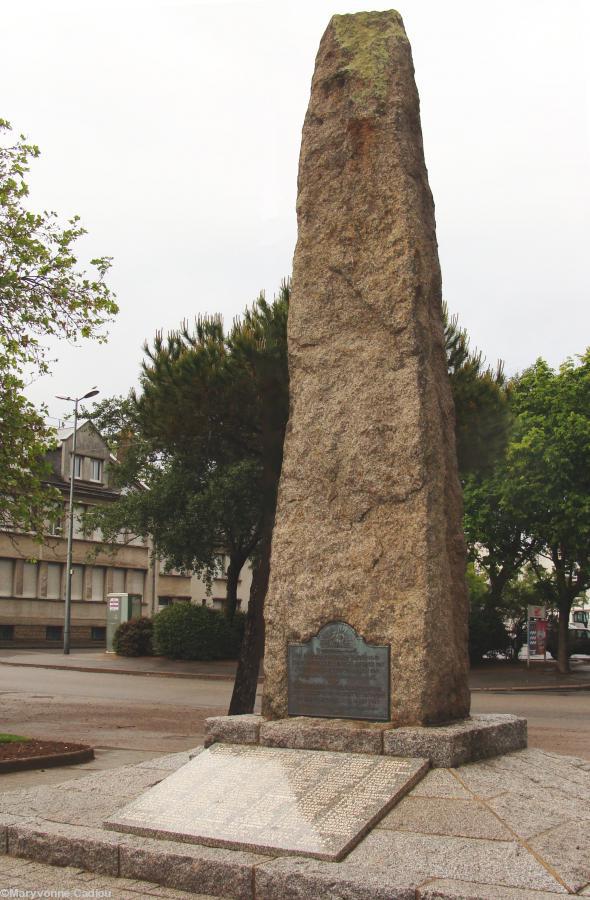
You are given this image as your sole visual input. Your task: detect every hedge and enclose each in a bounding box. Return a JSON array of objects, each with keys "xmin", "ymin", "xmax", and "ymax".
[{"xmin": 153, "ymin": 603, "xmax": 245, "ymax": 660}]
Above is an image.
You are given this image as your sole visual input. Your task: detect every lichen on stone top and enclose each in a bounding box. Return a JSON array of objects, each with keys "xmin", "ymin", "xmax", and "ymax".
[{"xmin": 331, "ymin": 10, "xmax": 407, "ymax": 102}]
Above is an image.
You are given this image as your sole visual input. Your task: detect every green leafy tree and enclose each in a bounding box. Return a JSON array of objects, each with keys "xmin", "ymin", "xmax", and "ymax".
[
  {"xmin": 466, "ymin": 563, "xmax": 511, "ymax": 663},
  {"xmin": 85, "ymin": 285, "xmax": 290, "ymax": 713},
  {"xmin": 0, "ymin": 119, "xmax": 117, "ymax": 533},
  {"xmin": 505, "ymin": 354, "xmax": 590, "ymax": 673},
  {"xmin": 442, "ymin": 302, "xmax": 510, "ymax": 475},
  {"xmin": 463, "ymin": 467, "xmax": 539, "ymax": 608}
]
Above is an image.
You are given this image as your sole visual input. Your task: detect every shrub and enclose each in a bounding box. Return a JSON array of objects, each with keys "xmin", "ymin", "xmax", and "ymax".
[
  {"xmin": 153, "ymin": 603, "xmax": 244, "ymax": 660},
  {"xmin": 113, "ymin": 617, "xmax": 153, "ymax": 657}
]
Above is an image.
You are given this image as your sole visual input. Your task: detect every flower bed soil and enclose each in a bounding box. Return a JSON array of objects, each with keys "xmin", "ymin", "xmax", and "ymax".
[{"xmin": 0, "ymin": 739, "xmax": 94, "ymax": 773}]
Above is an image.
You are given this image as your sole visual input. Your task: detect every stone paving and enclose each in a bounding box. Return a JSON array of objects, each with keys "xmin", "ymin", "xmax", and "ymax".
[
  {"xmin": 0, "ymin": 854, "xmax": 217, "ymax": 898},
  {"xmin": 0, "ymin": 747, "xmax": 588, "ymax": 897}
]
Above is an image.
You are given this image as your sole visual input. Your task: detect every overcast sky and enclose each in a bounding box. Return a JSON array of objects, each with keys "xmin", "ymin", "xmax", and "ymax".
[{"xmin": 3, "ymin": 0, "xmax": 589, "ymax": 424}]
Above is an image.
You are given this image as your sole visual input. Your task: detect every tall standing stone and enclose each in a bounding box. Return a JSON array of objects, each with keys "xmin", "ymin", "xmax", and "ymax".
[{"xmin": 262, "ymin": 10, "xmax": 471, "ymax": 726}]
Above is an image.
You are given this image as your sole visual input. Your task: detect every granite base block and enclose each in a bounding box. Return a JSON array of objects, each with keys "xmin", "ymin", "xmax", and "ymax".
[
  {"xmin": 205, "ymin": 714, "xmax": 527, "ymax": 767},
  {"xmin": 204, "ymin": 714, "xmax": 264, "ymax": 748},
  {"xmin": 255, "ymin": 856, "xmax": 416, "ymax": 900},
  {"xmin": 119, "ymin": 834, "xmax": 263, "ymax": 899},
  {"xmin": 259, "ymin": 717, "xmax": 385, "ymax": 754},
  {"xmin": 383, "ymin": 715, "xmax": 527, "ymax": 767},
  {"xmin": 7, "ymin": 822, "xmax": 122, "ymax": 876}
]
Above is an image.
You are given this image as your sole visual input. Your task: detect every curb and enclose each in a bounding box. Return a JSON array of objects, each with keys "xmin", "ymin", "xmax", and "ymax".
[
  {"xmin": 0, "ymin": 660, "xmax": 241, "ymax": 681},
  {"xmin": 0, "ymin": 746, "xmax": 94, "ymax": 774},
  {"xmin": 472, "ymin": 683, "xmax": 590, "ymax": 693}
]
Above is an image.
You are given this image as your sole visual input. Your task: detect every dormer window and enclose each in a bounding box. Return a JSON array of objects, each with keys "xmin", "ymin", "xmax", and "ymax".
[
  {"xmin": 90, "ymin": 458, "xmax": 103, "ymax": 483},
  {"xmin": 73, "ymin": 455, "xmax": 83, "ymax": 478}
]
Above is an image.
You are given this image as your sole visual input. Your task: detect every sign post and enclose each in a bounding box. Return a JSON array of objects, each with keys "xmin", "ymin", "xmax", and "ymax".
[{"xmin": 527, "ymin": 605, "xmax": 546, "ymax": 667}]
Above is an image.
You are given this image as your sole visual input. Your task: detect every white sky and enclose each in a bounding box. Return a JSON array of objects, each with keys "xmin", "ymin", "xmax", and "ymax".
[{"xmin": 3, "ymin": 0, "xmax": 589, "ymax": 423}]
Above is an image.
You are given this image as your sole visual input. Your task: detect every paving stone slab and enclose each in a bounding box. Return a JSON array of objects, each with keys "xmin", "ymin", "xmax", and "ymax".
[
  {"xmin": 259, "ymin": 717, "xmax": 385, "ymax": 754},
  {"xmin": 409, "ymin": 769, "xmax": 471, "ymax": 799},
  {"xmin": 529, "ymin": 819, "xmax": 590, "ymax": 893},
  {"xmin": 135, "ymin": 751, "xmax": 195, "ymax": 771},
  {"xmin": 457, "ymin": 749, "xmax": 590, "ymax": 803},
  {"xmin": 205, "ymin": 714, "xmax": 264, "ymax": 747},
  {"xmin": 346, "ymin": 830, "xmax": 566, "ymax": 893},
  {"xmin": 119, "ymin": 834, "xmax": 265, "ymax": 899},
  {"xmin": 0, "ymin": 765, "xmax": 166, "ymax": 824},
  {"xmin": 377, "ymin": 796, "xmax": 513, "ymax": 841},
  {"xmin": 106, "ymin": 743, "xmax": 428, "ymax": 861},
  {"xmin": 417, "ymin": 879, "xmax": 566, "ymax": 899},
  {"xmin": 487, "ymin": 787, "xmax": 590, "ymax": 840},
  {"xmin": 8, "ymin": 821, "xmax": 124, "ymax": 876},
  {"xmin": 254, "ymin": 856, "xmax": 415, "ymax": 899}
]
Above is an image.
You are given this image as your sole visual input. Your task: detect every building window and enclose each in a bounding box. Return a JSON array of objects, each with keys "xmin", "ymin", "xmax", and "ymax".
[
  {"xmin": 91, "ymin": 567, "xmax": 105, "ymax": 602},
  {"xmin": 46, "ymin": 509, "xmax": 63, "ymax": 536},
  {"xmin": 111, "ymin": 569, "xmax": 125, "ymax": 593},
  {"xmin": 0, "ymin": 559, "xmax": 13, "ymax": 597},
  {"xmin": 91, "ymin": 626, "xmax": 106, "ymax": 641},
  {"xmin": 73, "ymin": 454, "xmax": 83, "ymax": 478},
  {"xmin": 158, "ymin": 596, "xmax": 172, "ymax": 607},
  {"xmin": 71, "ymin": 565, "xmax": 84, "ymax": 601},
  {"xmin": 46, "ymin": 625, "xmax": 63, "ymax": 641},
  {"xmin": 73, "ymin": 505, "xmax": 87, "ymax": 539},
  {"xmin": 90, "ymin": 458, "xmax": 103, "ymax": 482},
  {"xmin": 46, "ymin": 563, "xmax": 62, "ymax": 600},
  {"xmin": 22, "ymin": 562, "xmax": 38, "ymax": 598},
  {"xmin": 0, "ymin": 625, "xmax": 14, "ymax": 640},
  {"xmin": 127, "ymin": 569, "xmax": 145, "ymax": 597}
]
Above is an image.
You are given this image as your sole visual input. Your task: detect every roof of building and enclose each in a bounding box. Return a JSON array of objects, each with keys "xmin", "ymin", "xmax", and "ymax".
[{"xmin": 56, "ymin": 427, "xmax": 75, "ymax": 441}]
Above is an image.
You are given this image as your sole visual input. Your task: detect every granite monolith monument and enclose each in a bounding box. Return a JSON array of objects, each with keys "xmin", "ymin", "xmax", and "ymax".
[{"xmin": 262, "ymin": 10, "xmax": 471, "ymax": 726}]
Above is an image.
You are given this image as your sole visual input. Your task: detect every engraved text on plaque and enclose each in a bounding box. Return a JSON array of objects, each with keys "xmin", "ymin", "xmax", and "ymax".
[{"xmin": 288, "ymin": 622, "xmax": 390, "ymax": 721}]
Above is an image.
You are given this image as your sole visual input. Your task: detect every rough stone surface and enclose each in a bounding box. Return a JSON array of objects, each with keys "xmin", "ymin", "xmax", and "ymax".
[
  {"xmin": 209, "ymin": 715, "xmax": 527, "ymax": 768},
  {"xmin": 0, "ymin": 748, "xmax": 587, "ymax": 897},
  {"xmin": 204, "ymin": 714, "xmax": 264, "ymax": 748},
  {"xmin": 377, "ymin": 796, "xmax": 513, "ymax": 841},
  {"xmin": 0, "ymin": 855, "xmax": 220, "ymax": 899},
  {"xmin": 469, "ymin": 715, "xmax": 528, "ymax": 762},
  {"xmin": 119, "ymin": 835, "xmax": 263, "ymax": 899},
  {"xmin": 261, "ymin": 9, "xmax": 470, "ymax": 727},
  {"xmin": 346, "ymin": 830, "xmax": 566, "ymax": 893},
  {"xmin": 417, "ymin": 880, "xmax": 567, "ymax": 899},
  {"xmin": 259, "ymin": 716, "xmax": 385, "ymax": 754},
  {"xmin": 0, "ymin": 766, "xmax": 165, "ymax": 827},
  {"xmin": 409, "ymin": 769, "xmax": 471, "ymax": 799},
  {"xmin": 529, "ymin": 820, "xmax": 590, "ymax": 893},
  {"xmin": 255, "ymin": 857, "xmax": 415, "ymax": 899},
  {"xmin": 383, "ymin": 715, "xmax": 527, "ymax": 766},
  {"xmin": 8, "ymin": 821, "xmax": 122, "ymax": 875}
]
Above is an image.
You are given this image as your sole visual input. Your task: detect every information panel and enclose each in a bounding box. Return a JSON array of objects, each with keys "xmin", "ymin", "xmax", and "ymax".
[{"xmin": 288, "ymin": 621, "xmax": 390, "ymax": 721}]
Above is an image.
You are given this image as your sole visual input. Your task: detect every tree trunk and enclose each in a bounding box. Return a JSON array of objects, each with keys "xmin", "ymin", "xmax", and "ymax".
[
  {"xmin": 228, "ymin": 523, "xmax": 271, "ymax": 715},
  {"xmin": 557, "ymin": 599, "xmax": 571, "ymax": 675},
  {"xmin": 224, "ymin": 556, "xmax": 243, "ymax": 623}
]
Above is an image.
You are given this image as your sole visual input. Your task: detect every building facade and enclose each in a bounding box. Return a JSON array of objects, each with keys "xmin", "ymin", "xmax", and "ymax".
[{"xmin": 0, "ymin": 422, "xmax": 253, "ymax": 648}]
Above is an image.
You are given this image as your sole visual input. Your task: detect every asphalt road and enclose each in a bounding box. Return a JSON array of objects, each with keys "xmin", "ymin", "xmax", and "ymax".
[{"xmin": 0, "ymin": 664, "xmax": 588, "ymax": 791}]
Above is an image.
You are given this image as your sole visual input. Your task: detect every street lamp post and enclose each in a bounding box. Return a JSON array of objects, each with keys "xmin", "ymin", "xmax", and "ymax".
[{"xmin": 56, "ymin": 388, "xmax": 99, "ymax": 655}]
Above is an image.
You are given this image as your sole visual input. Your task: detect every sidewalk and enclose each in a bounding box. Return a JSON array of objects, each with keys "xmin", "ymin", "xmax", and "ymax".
[
  {"xmin": 1, "ymin": 648, "xmax": 590, "ymax": 690},
  {"xmin": 0, "ymin": 648, "xmax": 239, "ymax": 680}
]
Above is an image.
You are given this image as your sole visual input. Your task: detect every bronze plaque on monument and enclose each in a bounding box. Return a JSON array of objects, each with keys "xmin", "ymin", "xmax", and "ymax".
[{"xmin": 288, "ymin": 622, "xmax": 390, "ymax": 721}]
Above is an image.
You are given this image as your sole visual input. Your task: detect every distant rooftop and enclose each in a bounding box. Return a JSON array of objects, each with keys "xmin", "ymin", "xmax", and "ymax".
[{"xmin": 55, "ymin": 427, "xmax": 74, "ymax": 441}]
